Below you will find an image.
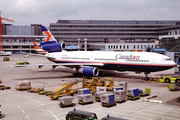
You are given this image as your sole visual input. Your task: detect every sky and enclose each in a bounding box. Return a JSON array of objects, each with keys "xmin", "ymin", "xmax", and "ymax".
[{"xmin": 1, "ymin": 0, "xmax": 180, "ymax": 26}]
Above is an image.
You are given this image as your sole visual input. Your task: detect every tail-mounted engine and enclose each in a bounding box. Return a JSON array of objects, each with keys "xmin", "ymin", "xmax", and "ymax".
[{"xmin": 40, "ymin": 41, "xmax": 65, "ymax": 52}]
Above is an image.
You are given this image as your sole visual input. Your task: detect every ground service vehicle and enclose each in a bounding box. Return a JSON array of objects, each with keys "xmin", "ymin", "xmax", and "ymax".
[
  {"xmin": 168, "ymin": 83, "xmax": 180, "ymax": 91},
  {"xmin": 159, "ymin": 76, "xmax": 180, "ymax": 83},
  {"xmin": 0, "ymin": 51, "xmax": 11, "ymax": 56},
  {"xmin": 3, "ymin": 57, "xmax": 10, "ymax": 61},
  {"xmin": 139, "ymin": 88, "xmax": 151, "ymax": 97},
  {"xmin": 102, "ymin": 114, "xmax": 128, "ymax": 120},
  {"xmin": 16, "ymin": 61, "xmax": 30, "ymax": 65},
  {"xmin": 50, "ymin": 80, "xmax": 78, "ymax": 100},
  {"xmin": 66, "ymin": 109, "xmax": 98, "ymax": 120}
]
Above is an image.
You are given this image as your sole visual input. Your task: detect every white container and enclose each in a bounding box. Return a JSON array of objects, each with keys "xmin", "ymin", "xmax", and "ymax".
[
  {"xmin": 112, "ymin": 87, "xmax": 123, "ymax": 92},
  {"xmin": 77, "ymin": 94, "xmax": 93, "ymax": 102},
  {"xmin": 77, "ymin": 88, "xmax": 91, "ymax": 95},
  {"xmin": 101, "ymin": 93, "xmax": 115, "ymax": 104},
  {"xmin": 58, "ymin": 96, "xmax": 74, "ymax": 105},
  {"xmin": 114, "ymin": 90, "xmax": 126, "ymax": 102},
  {"xmin": 15, "ymin": 81, "xmax": 31, "ymax": 90},
  {"xmin": 118, "ymin": 82, "xmax": 127, "ymax": 91},
  {"xmin": 127, "ymin": 88, "xmax": 139, "ymax": 97},
  {"xmin": 94, "ymin": 91, "xmax": 106, "ymax": 98},
  {"xmin": 96, "ymin": 87, "xmax": 106, "ymax": 92}
]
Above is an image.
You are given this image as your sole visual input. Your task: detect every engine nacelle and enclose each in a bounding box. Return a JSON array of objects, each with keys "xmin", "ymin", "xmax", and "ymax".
[
  {"xmin": 41, "ymin": 42, "xmax": 65, "ymax": 52},
  {"xmin": 79, "ymin": 67, "xmax": 99, "ymax": 76}
]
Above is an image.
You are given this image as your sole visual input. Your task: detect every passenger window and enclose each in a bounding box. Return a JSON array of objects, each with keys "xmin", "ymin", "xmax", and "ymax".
[
  {"xmin": 74, "ymin": 114, "xmax": 80, "ymax": 118},
  {"xmin": 68, "ymin": 112, "xmax": 73, "ymax": 117},
  {"xmin": 88, "ymin": 114, "xmax": 97, "ymax": 119},
  {"xmin": 81, "ymin": 115, "xmax": 87, "ymax": 119}
]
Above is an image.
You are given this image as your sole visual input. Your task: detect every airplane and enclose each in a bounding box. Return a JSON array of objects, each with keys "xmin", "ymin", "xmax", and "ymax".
[
  {"xmin": 31, "ymin": 26, "xmax": 176, "ymax": 80},
  {"xmin": 33, "ymin": 41, "xmax": 48, "ymax": 54}
]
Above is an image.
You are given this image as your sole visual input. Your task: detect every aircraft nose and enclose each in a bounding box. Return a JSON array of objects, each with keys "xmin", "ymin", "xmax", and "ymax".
[{"xmin": 172, "ymin": 61, "xmax": 176, "ymax": 66}]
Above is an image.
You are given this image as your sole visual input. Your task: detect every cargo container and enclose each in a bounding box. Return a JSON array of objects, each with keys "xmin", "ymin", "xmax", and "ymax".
[
  {"xmin": 112, "ymin": 87, "xmax": 123, "ymax": 92},
  {"xmin": 15, "ymin": 81, "xmax": 31, "ymax": 90},
  {"xmin": 118, "ymin": 82, "xmax": 127, "ymax": 91},
  {"xmin": 96, "ymin": 87, "xmax": 106, "ymax": 92},
  {"xmin": 78, "ymin": 88, "xmax": 91, "ymax": 95},
  {"xmin": 94, "ymin": 92, "xmax": 106, "ymax": 102},
  {"xmin": 58, "ymin": 96, "xmax": 74, "ymax": 108},
  {"xmin": 77, "ymin": 94, "xmax": 94, "ymax": 104},
  {"xmin": 101, "ymin": 94, "xmax": 116, "ymax": 107},
  {"xmin": 127, "ymin": 88, "xmax": 140, "ymax": 100},
  {"xmin": 114, "ymin": 90, "xmax": 126, "ymax": 103}
]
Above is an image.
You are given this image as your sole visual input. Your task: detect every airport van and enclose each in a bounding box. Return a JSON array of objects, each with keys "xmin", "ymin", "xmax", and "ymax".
[
  {"xmin": 101, "ymin": 115, "xmax": 128, "ymax": 120},
  {"xmin": 66, "ymin": 109, "xmax": 98, "ymax": 120}
]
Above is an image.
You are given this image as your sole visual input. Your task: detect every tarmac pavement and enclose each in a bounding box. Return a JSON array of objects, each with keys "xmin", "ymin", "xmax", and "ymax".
[{"xmin": 0, "ymin": 55, "xmax": 180, "ymax": 120}]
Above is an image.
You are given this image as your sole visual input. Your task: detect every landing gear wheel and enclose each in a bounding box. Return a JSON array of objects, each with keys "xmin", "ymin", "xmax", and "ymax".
[
  {"xmin": 144, "ymin": 72, "xmax": 150, "ymax": 81},
  {"xmin": 73, "ymin": 73, "xmax": 83, "ymax": 77},
  {"xmin": 145, "ymin": 77, "xmax": 150, "ymax": 81},
  {"xmin": 98, "ymin": 70, "xmax": 103, "ymax": 76},
  {"xmin": 165, "ymin": 78, "xmax": 170, "ymax": 83},
  {"xmin": 176, "ymin": 79, "xmax": 180, "ymax": 83}
]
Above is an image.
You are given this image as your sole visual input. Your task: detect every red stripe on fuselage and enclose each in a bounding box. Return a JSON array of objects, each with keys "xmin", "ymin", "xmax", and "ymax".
[{"xmin": 49, "ymin": 59, "xmax": 175, "ymax": 67}]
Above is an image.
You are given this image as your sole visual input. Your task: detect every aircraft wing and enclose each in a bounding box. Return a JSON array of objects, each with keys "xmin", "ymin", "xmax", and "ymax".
[
  {"xmin": 37, "ymin": 63, "xmax": 104, "ymax": 66},
  {"xmin": 10, "ymin": 63, "xmax": 104, "ymax": 67}
]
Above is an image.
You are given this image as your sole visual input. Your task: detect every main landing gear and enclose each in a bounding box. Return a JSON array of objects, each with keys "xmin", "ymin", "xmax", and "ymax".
[
  {"xmin": 73, "ymin": 73, "xmax": 83, "ymax": 77},
  {"xmin": 144, "ymin": 72, "xmax": 150, "ymax": 81}
]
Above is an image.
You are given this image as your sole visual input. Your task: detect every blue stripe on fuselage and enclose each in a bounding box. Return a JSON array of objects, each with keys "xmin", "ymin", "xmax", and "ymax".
[{"xmin": 51, "ymin": 60, "xmax": 174, "ymax": 72}]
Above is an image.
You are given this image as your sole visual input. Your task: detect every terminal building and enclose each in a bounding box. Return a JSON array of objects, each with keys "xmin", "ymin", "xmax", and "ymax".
[
  {"xmin": 49, "ymin": 20, "xmax": 180, "ymax": 52},
  {"xmin": 1, "ymin": 20, "xmax": 180, "ymax": 53}
]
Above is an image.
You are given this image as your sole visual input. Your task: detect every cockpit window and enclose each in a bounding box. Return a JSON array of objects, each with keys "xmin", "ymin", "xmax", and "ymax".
[{"xmin": 162, "ymin": 58, "xmax": 172, "ymax": 61}]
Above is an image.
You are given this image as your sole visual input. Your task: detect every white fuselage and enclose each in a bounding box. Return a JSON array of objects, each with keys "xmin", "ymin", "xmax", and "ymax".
[{"xmin": 45, "ymin": 51, "xmax": 175, "ymax": 73}]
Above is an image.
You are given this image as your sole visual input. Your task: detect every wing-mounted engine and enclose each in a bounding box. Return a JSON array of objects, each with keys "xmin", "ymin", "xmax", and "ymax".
[
  {"xmin": 79, "ymin": 66, "xmax": 99, "ymax": 76},
  {"xmin": 40, "ymin": 41, "xmax": 66, "ymax": 52}
]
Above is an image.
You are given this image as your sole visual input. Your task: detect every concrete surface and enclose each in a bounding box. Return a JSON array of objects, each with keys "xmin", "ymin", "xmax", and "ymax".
[{"xmin": 0, "ymin": 55, "xmax": 180, "ymax": 120}]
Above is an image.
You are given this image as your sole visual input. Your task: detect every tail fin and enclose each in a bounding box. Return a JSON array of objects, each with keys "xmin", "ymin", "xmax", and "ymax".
[
  {"xmin": 41, "ymin": 26, "xmax": 57, "ymax": 43},
  {"xmin": 40, "ymin": 25, "xmax": 66, "ymax": 52}
]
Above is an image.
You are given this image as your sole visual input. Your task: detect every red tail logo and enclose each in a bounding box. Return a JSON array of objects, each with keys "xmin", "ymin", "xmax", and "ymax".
[{"xmin": 45, "ymin": 31, "xmax": 51, "ymax": 42}]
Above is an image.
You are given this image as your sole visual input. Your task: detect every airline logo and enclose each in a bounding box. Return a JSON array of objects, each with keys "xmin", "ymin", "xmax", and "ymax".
[
  {"xmin": 33, "ymin": 41, "xmax": 40, "ymax": 49},
  {"xmin": 115, "ymin": 54, "xmax": 140, "ymax": 60},
  {"xmin": 41, "ymin": 26, "xmax": 52, "ymax": 42},
  {"xmin": 44, "ymin": 31, "xmax": 51, "ymax": 42}
]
